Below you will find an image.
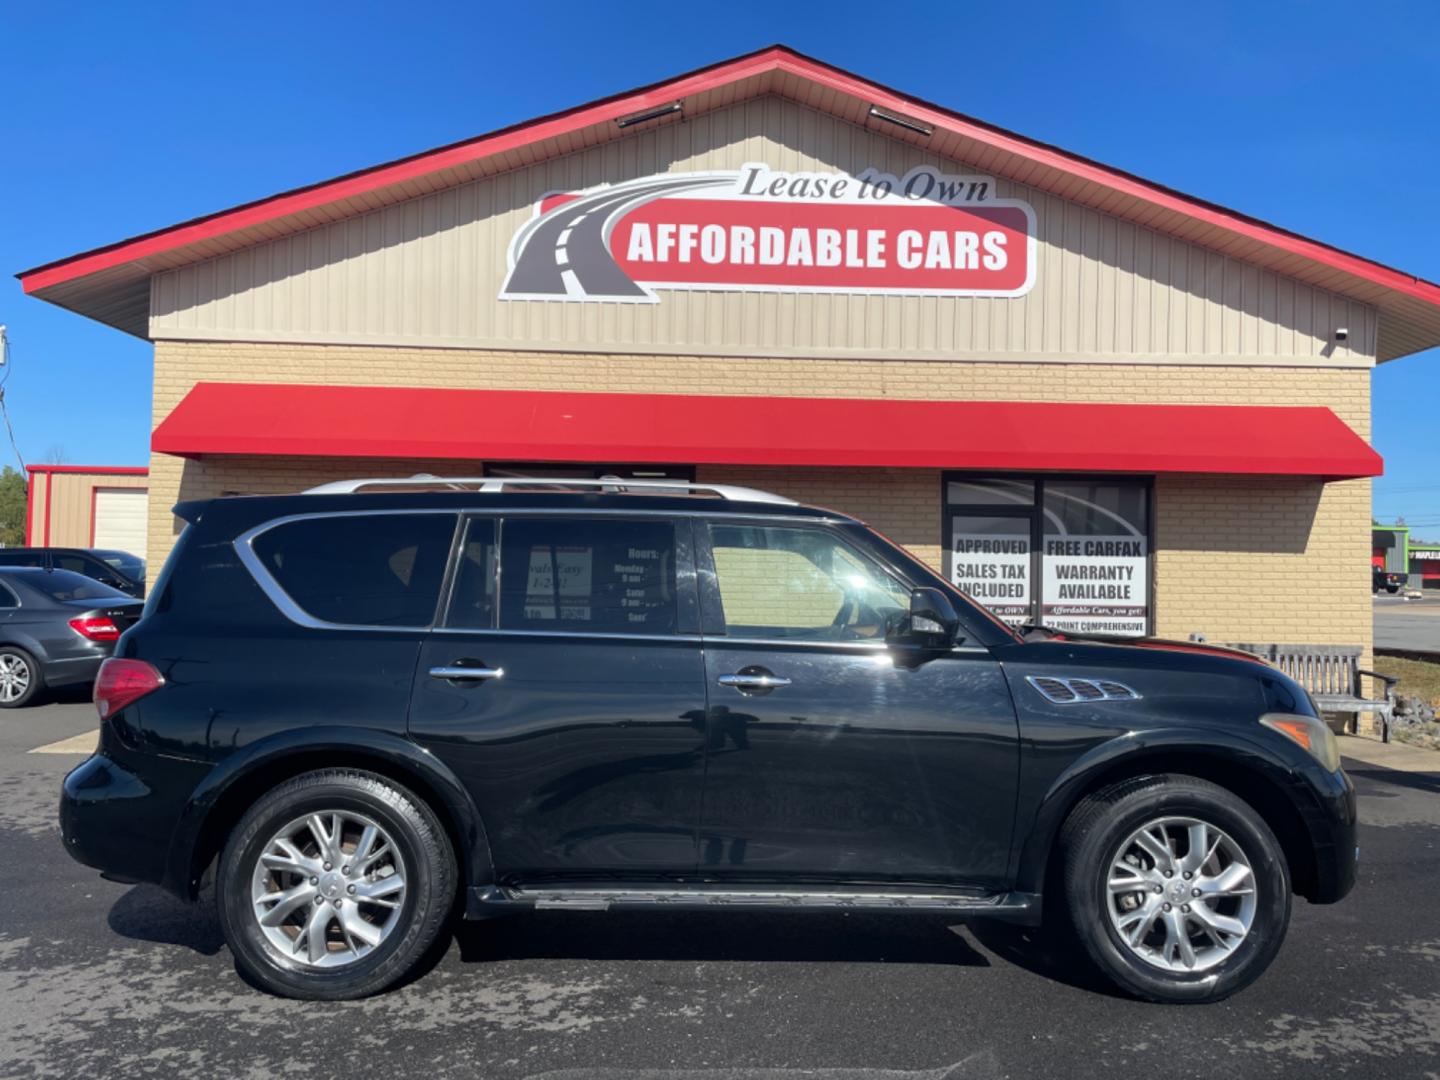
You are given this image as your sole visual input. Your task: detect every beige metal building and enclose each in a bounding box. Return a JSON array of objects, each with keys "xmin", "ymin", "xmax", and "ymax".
[
  {"xmin": 24, "ymin": 465, "xmax": 149, "ymax": 554},
  {"xmin": 18, "ymin": 46, "xmax": 1440, "ymax": 661}
]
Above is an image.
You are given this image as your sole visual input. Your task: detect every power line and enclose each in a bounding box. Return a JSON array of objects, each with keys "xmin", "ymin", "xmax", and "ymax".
[{"xmin": 0, "ymin": 326, "xmax": 27, "ymax": 476}]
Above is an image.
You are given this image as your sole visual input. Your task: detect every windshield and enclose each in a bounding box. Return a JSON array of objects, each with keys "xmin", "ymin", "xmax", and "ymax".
[
  {"xmin": 16, "ymin": 569, "xmax": 132, "ymax": 603},
  {"xmin": 93, "ymin": 550, "xmax": 145, "ymax": 580}
]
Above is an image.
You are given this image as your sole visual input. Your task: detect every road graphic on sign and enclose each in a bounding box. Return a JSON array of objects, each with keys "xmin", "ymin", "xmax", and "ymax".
[{"xmin": 501, "ymin": 175, "xmax": 731, "ymax": 301}]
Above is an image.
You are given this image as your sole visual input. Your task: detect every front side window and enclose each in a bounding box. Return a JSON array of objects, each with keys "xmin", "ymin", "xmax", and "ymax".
[
  {"xmin": 56, "ymin": 553, "xmax": 122, "ymax": 587},
  {"xmin": 498, "ymin": 518, "xmax": 677, "ymax": 634},
  {"xmin": 94, "ymin": 550, "xmax": 146, "ymax": 581},
  {"xmin": 708, "ymin": 524, "xmax": 911, "ymax": 641},
  {"xmin": 252, "ymin": 513, "xmax": 457, "ymax": 627}
]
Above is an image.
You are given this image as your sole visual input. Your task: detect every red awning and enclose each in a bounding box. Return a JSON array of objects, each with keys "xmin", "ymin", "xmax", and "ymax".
[{"xmin": 151, "ymin": 382, "xmax": 1382, "ymax": 478}]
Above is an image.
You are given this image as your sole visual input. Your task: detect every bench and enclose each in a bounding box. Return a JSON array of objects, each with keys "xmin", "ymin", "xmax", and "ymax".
[{"xmin": 1225, "ymin": 643, "xmax": 1398, "ymax": 743}]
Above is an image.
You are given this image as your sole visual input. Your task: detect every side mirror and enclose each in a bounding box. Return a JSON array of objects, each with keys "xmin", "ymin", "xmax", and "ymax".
[{"xmin": 904, "ymin": 587, "xmax": 961, "ymax": 646}]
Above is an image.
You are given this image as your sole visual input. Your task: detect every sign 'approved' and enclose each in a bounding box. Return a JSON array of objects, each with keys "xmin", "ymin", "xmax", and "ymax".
[{"xmin": 500, "ymin": 164, "xmax": 1036, "ymax": 303}]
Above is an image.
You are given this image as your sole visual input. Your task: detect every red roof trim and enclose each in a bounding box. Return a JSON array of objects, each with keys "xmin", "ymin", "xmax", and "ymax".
[
  {"xmin": 25, "ymin": 464, "xmax": 149, "ymax": 476},
  {"xmin": 150, "ymin": 383, "xmax": 1383, "ymax": 480},
  {"xmin": 15, "ymin": 46, "xmax": 781, "ymax": 293},
  {"xmin": 17, "ymin": 46, "xmax": 1440, "ymax": 311}
]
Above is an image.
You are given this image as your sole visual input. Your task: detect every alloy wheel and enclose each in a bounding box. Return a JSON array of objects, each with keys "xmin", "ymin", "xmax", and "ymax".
[
  {"xmin": 0, "ymin": 654, "xmax": 32, "ymax": 704},
  {"xmin": 250, "ymin": 810, "xmax": 408, "ymax": 969},
  {"xmin": 1105, "ymin": 815, "xmax": 1257, "ymax": 973}
]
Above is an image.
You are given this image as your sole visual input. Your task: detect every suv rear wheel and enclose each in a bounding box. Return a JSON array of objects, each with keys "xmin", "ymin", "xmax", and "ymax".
[
  {"xmin": 216, "ymin": 769, "xmax": 456, "ymax": 999},
  {"xmin": 1060, "ymin": 774, "xmax": 1290, "ymax": 1003}
]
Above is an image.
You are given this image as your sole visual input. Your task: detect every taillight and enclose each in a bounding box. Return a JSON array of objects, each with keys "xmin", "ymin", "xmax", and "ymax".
[
  {"xmin": 69, "ymin": 616, "xmax": 122, "ymax": 642},
  {"xmin": 94, "ymin": 658, "xmax": 165, "ymax": 721}
]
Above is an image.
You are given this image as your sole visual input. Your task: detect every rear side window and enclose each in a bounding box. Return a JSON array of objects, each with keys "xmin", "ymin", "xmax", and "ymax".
[
  {"xmin": 251, "ymin": 513, "xmax": 457, "ymax": 627},
  {"xmin": 497, "ymin": 518, "xmax": 677, "ymax": 634},
  {"xmin": 0, "ymin": 553, "xmax": 43, "ymax": 568}
]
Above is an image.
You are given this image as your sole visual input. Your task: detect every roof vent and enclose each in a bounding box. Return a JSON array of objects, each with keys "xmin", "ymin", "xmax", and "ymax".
[
  {"xmin": 868, "ymin": 105, "xmax": 933, "ymax": 137},
  {"xmin": 616, "ymin": 102, "xmax": 683, "ymax": 129}
]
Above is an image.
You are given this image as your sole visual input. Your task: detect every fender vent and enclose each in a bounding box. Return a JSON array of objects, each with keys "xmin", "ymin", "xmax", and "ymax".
[
  {"xmin": 1029, "ymin": 677, "xmax": 1076, "ymax": 702},
  {"xmin": 1026, "ymin": 676, "xmax": 1141, "ymax": 704}
]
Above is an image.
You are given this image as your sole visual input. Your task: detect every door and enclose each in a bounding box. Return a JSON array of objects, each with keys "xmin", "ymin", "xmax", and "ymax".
[
  {"xmin": 92, "ymin": 487, "xmax": 149, "ymax": 556},
  {"xmin": 410, "ymin": 514, "xmax": 708, "ymax": 881},
  {"xmin": 696, "ymin": 521, "xmax": 1020, "ymax": 891}
]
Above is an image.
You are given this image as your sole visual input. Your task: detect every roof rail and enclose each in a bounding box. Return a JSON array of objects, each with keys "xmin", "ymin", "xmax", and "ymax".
[{"xmin": 301, "ymin": 475, "xmax": 797, "ymax": 505}]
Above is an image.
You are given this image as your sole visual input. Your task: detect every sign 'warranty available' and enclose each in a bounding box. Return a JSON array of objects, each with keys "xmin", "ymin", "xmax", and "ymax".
[{"xmin": 499, "ymin": 164, "xmax": 1036, "ymax": 303}]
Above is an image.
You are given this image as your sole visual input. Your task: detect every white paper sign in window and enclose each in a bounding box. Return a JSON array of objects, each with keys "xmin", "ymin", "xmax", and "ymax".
[
  {"xmin": 950, "ymin": 516, "xmax": 1032, "ymax": 627},
  {"xmin": 1040, "ymin": 481, "xmax": 1148, "ymax": 635}
]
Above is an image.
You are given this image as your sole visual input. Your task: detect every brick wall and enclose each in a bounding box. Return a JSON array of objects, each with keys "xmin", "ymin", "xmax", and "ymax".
[{"xmin": 149, "ymin": 341, "xmax": 1373, "ymax": 682}]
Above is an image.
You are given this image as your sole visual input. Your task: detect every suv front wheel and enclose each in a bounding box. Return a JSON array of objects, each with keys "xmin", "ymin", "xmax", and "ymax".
[
  {"xmin": 1061, "ymin": 774, "xmax": 1290, "ymax": 1003},
  {"xmin": 216, "ymin": 769, "xmax": 456, "ymax": 999}
]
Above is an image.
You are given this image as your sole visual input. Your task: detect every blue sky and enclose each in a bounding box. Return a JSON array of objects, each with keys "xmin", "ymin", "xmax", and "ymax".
[{"xmin": 2, "ymin": 1, "xmax": 1436, "ymax": 522}]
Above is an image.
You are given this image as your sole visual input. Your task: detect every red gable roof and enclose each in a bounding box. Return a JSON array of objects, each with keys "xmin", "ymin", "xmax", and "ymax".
[{"xmin": 19, "ymin": 45, "xmax": 1440, "ymax": 359}]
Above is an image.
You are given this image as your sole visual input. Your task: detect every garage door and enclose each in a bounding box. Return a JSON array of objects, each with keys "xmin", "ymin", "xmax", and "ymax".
[{"xmin": 92, "ymin": 488, "xmax": 149, "ymax": 556}]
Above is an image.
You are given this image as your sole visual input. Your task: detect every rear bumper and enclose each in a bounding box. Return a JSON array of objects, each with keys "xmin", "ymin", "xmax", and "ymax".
[
  {"xmin": 60, "ymin": 754, "xmax": 171, "ymax": 886},
  {"xmin": 43, "ymin": 654, "xmax": 105, "ymax": 688}
]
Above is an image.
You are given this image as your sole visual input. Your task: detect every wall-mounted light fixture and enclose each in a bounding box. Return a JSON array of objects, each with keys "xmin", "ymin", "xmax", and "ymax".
[
  {"xmin": 1335, "ymin": 327, "xmax": 1349, "ymax": 342},
  {"xmin": 868, "ymin": 105, "xmax": 933, "ymax": 137},
  {"xmin": 616, "ymin": 102, "xmax": 683, "ymax": 129}
]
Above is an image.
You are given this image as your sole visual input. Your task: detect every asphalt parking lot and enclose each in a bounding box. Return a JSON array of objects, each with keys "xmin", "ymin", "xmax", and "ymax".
[{"xmin": 3, "ymin": 700, "xmax": 1439, "ymax": 1080}]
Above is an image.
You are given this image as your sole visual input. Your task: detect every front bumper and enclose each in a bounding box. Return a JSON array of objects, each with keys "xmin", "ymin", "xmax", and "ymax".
[{"xmin": 1298, "ymin": 763, "xmax": 1358, "ymax": 903}]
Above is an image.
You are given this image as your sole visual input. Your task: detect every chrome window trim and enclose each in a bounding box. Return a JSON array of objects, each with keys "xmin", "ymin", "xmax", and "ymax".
[
  {"xmin": 234, "ymin": 510, "xmax": 461, "ymax": 633},
  {"xmin": 238, "ymin": 507, "xmax": 843, "ymax": 633},
  {"xmin": 433, "ymin": 626, "xmax": 703, "ymax": 644},
  {"xmin": 423, "ymin": 627, "xmax": 989, "ymax": 653},
  {"xmin": 234, "ymin": 508, "xmax": 984, "ymax": 646}
]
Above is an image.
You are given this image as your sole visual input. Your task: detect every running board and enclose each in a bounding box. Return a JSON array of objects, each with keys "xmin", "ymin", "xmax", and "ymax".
[{"xmin": 467, "ymin": 884, "xmax": 1041, "ymax": 925}]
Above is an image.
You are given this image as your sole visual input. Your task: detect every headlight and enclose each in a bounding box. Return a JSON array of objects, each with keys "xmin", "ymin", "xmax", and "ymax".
[{"xmin": 1260, "ymin": 712, "xmax": 1341, "ymax": 772}]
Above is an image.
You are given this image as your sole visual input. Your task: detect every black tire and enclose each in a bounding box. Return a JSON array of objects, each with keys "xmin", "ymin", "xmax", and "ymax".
[
  {"xmin": 1060, "ymin": 774, "xmax": 1290, "ymax": 1004},
  {"xmin": 0, "ymin": 646, "xmax": 44, "ymax": 708},
  {"xmin": 216, "ymin": 768, "xmax": 456, "ymax": 999}
]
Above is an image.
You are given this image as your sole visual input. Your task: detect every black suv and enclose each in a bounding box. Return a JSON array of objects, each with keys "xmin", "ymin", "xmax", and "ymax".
[{"xmin": 60, "ymin": 478, "xmax": 1355, "ymax": 1003}]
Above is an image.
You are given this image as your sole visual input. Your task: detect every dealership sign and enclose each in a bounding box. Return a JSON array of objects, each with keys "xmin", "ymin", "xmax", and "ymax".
[{"xmin": 500, "ymin": 164, "xmax": 1036, "ymax": 303}]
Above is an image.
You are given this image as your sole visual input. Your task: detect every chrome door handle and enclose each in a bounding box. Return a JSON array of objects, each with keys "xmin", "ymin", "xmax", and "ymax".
[
  {"xmin": 717, "ymin": 673, "xmax": 791, "ymax": 689},
  {"xmin": 430, "ymin": 666, "xmax": 504, "ymax": 681}
]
